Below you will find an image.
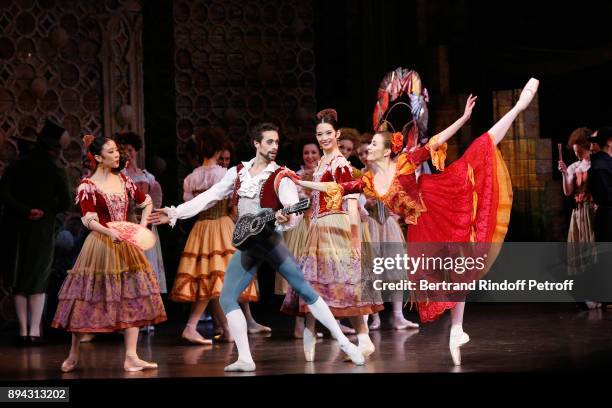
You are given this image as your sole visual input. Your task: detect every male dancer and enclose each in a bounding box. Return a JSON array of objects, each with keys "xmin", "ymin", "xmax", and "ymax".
[{"xmin": 150, "ymin": 123, "xmax": 364, "ymax": 371}]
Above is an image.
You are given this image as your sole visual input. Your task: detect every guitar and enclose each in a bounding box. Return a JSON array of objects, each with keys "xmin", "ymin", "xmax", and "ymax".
[{"xmin": 232, "ymin": 198, "xmax": 311, "ymax": 249}]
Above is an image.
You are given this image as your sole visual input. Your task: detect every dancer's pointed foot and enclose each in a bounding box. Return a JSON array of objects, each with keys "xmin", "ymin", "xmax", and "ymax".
[
  {"xmin": 449, "ymin": 325, "xmax": 470, "ymax": 366},
  {"xmin": 247, "ymin": 321, "xmax": 272, "ymax": 334},
  {"xmin": 516, "ymin": 78, "xmax": 539, "ymax": 111},
  {"xmin": 224, "ymin": 359, "xmax": 256, "ymax": 372},
  {"xmin": 392, "ymin": 316, "xmax": 419, "ymax": 330},
  {"xmin": 339, "ymin": 341, "xmax": 365, "ymax": 365},
  {"xmin": 60, "ymin": 354, "xmax": 79, "ymax": 373},
  {"xmin": 124, "ymin": 355, "xmax": 158, "ymax": 372},
  {"xmin": 79, "ymin": 333, "xmax": 95, "ymax": 343},
  {"xmin": 182, "ymin": 324, "xmax": 213, "ymax": 345},
  {"xmin": 303, "ymin": 328, "xmax": 316, "ymax": 362}
]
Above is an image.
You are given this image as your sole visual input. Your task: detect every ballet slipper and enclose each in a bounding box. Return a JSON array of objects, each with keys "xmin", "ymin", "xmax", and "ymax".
[
  {"xmin": 224, "ymin": 359, "xmax": 256, "ymax": 372},
  {"xmin": 124, "ymin": 355, "xmax": 158, "ymax": 372},
  {"xmin": 182, "ymin": 324, "xmax": 213, "ymax": 345},
  {"xmin": 339, "ymin": 340, "xmax": 365, "ymax": 365},
  {"xmin": 358, "ymin": 334, "xmax": 376, "ymax": 358},
  {"xmin": 392, "ymin": 317, "xmax": 419, "ymax": 330},
  {"xmin": 60, "ymin": 356, "xmax": 79, "ymax": 373}
]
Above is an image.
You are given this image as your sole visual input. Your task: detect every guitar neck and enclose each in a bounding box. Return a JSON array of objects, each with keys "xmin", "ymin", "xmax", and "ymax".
[{"xmin": 261, "ymin": 199, "xmax": 308, "ymax": 223}]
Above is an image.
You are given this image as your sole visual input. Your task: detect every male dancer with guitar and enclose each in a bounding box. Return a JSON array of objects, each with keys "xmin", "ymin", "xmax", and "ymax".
[{"xmin": 150, "ymin": 123, "xmax": 364, "ymax": 371}]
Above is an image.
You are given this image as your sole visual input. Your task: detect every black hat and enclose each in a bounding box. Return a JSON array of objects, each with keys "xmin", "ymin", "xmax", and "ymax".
[{"xmin": 37, "ymin": 118, "xmax": 66, "ymax": 149}]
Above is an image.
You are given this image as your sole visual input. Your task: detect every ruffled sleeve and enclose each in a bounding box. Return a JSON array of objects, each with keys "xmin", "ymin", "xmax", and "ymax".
[
  {"xmin": 426, "ymin": 135, "xmax": 447, "ymax": 171},
  {"xmin": 75, "ymin": 180, "xmax": 99, "ymax": 228},
  {"xmin": 322, "ymin": 177, "xmax": 368, "ymax": 209},
  {"xmin": 403, "ymin": 135, "xmax": 447, "ymax": 171},
  {"xmin": 330, "ymin": 156, "xmax": 354, "ymax": 184},
  {"xmin": 330, "ymin": 155, "xmax": 359, "ymax": 202}
]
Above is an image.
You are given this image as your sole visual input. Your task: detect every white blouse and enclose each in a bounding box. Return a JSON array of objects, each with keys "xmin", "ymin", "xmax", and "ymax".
[{"xmin": 166, "ymin": 158, "xmax": 301, "ymax": 231}]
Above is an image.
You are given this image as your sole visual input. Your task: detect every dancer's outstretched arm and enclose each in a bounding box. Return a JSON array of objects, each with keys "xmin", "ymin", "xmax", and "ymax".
[
  {"xmin": 429, "ymin": 94, "xmax": 477, "ymax": 150},
  {"xmin": 293, "ymin": 178, "xmax": 327, "ymax": 192},
  {"xmin": 149, "ymin": 166, "xmax": 237, "ymax": 226},
  {"xmin": 285, "ymin": 174, "xmax": 365, "ymax": 198}
]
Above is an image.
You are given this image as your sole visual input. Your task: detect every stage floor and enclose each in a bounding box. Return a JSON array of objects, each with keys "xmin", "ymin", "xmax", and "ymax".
[{"xmin": 1, "ymin": 303, "xmax": 612, "ymax": 381}]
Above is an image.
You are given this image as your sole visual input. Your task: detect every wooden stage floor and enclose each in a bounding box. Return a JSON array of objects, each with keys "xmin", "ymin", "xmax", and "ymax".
[{"xmin": 1, "ymin": 303, "xmax": 612, "ymax": 382}]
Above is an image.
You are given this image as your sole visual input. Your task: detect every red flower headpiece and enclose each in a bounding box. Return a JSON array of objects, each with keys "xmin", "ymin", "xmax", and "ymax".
[
  {"xmin": 391, "ymin": 132, "xmax": 404, "ymax": 154},
  {"xmin": 82, "ymin": 135, "xmax": 97, "ymax": 170}
]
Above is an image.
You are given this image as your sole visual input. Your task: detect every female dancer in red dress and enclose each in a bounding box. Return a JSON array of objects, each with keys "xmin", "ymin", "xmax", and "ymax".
[
  {"xmin": 285, "ymin": 78, "xmax": 539, "ymax": 365},
  {"xmin": 52, "ymin": 135, "xmax": 166, "ymax": 372}
]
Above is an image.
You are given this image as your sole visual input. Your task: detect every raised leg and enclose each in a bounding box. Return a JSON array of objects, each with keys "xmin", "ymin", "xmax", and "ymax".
[{"xmin": 489, "ymin": 78, "xmax": 539, "ymax": 146}]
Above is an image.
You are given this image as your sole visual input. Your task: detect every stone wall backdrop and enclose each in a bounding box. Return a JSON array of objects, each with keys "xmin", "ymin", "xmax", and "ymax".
[
  {"xmin": 0, "ymin": 0, "xmax": 145, "ymax": 185},
  {"xmin": 171, "ymin": 0, "xmax": 317, "ymax": 189}
]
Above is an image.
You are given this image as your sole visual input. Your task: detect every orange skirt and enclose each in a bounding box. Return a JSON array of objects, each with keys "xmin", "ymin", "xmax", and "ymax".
[{"xmin": 170, "ymin": 215, "xmax": 258, "ymax": 302}]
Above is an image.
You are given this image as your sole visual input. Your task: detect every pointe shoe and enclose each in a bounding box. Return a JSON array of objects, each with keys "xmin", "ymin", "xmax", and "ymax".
[
  {"xmin": 224, "ymin": 359, "xmax": 256, "ymax": 372},
  {"xmin": 303, "ymin": 328, "xmax": 316, "ymax": 362},
  {"xmin": 61, "ymin": 357, "xmax": 79, "ymax": 373},
  {"xmin": 339, "ymin": 341, "xmax": 365, "ymax": 366},
  {"xmin": 516, "ymin": 78, "xmax": 539, "ymax": 111},
  {"xmin": 449, "ymin": 325, "xmax": 470, "ymax": 366},
  {"xmin": 359, "ymin": 341, "xmax": 376, "ymax": 358}
]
